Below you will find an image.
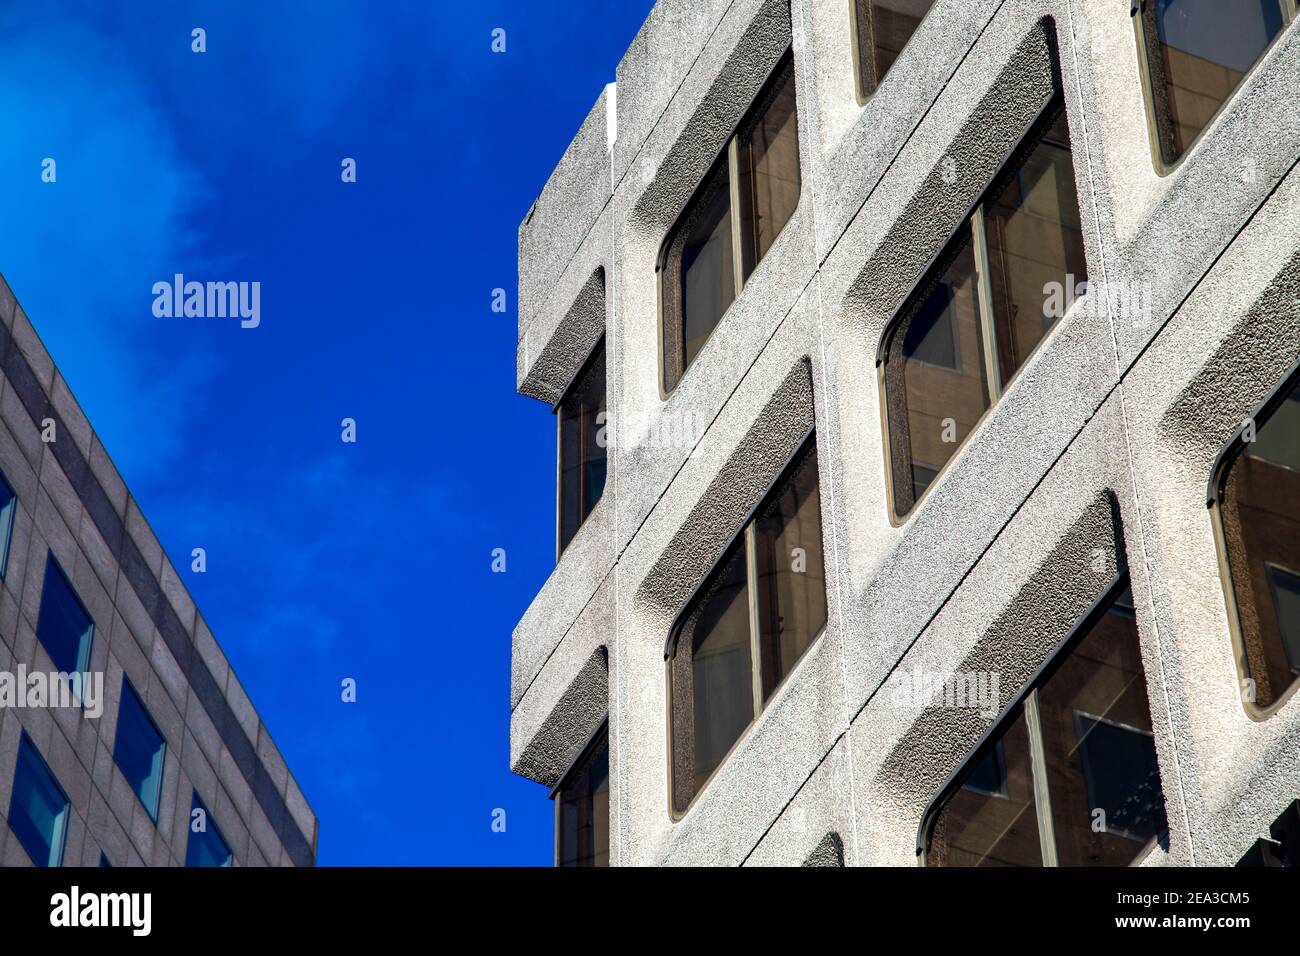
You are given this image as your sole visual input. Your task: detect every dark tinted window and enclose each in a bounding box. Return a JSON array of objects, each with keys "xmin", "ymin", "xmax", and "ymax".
[
  {"xmin": 186, "ymin": 791, "xmax": 233, "ymax": 867},
  {"xmin": 0, "ymin": 472, "xmax": 16, "ymax": 579},
  {"xmin": 558, "ymin": 342, "xmax": 607, "ymax": 554},
  {"xmin": 555, "ymin": 725, "xmax": 610, "ymax": 867},
  {"xmin": 1138, "ymin": 0, "xmax": 1294, "ymax": 166},
  {"xmin": 36, "ymin": 554, "xmax": 94, "ymax": 675},
  {"xmin": 113, "ymin": 678, "xmax": 167, "ymax": 822},
  {"xmin": 852, "ymin": 0, "xmax": 937, "ymax": 100},
  {"xmin": 1217, "ymin": 377, "xmax": 1300, "ymax": 711},
  {"xmin": 8, "ymin": 733, "xmax": 70, "ymax": 867}
]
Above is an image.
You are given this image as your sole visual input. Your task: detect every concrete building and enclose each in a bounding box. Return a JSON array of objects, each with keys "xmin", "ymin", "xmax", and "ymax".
[
  {"xmin": 511, "ymin": 0, "xmax": 1300, "ymax": 866},
  {"xmin": 0, "ymin": 274, "xmax": 317, "ymax": 867}
]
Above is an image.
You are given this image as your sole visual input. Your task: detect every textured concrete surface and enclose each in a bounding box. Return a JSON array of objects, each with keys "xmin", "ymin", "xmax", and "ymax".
[
  {"xmin": 512, "ymin": 0, "xmax": 1300, "ymax": 865},
  {"xmin": 0, "ymin": 273, "xmax": 317, "ymax": 867}
]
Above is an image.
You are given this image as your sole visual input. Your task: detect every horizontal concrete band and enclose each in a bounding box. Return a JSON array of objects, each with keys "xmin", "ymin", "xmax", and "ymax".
[{"xmin": 0, "ymin": 320, "xmax": 314, "ymax": 868}]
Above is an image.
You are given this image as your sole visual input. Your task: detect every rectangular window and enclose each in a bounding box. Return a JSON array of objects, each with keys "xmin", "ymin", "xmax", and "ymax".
[
  {"xmin": 185, "ymin": 791, "xmax": 233, "ymax": 867},
  {"xmin": 553, "ymin": 723, "xmax": 609, "ymax": 867},
  {"xmin": 881, "ymin": 93, "xmax": 1085, "ymax": 519},
  {"xmin": 0, "ymin": 471, "xmax": 16, "ymax": 579},
  {"xmin": 113, "ymin": 677, "xmax": 167, "ymax": 822},
  {"xmin": 557, "ymin": 340, "xmax": 607, "ymax": 556},
  {"xmin": 669, "ymin": 437, "xmax": 827, "ymax": 815},
  {"xmin": 36, "ymin": 553, "xmax": 95, "ymax": 676},
  {"xmin": 1135, "ymin": 0, "xmax": 1297, "ymax": 169},
  {"xmin": 851, "ymin": 0, "xmax": 938, "ymax": 101},
  {"xmin": 923, "ymin": 576, "xmax": 1169, "ymax": 867},
  {"xmin": 8, "ymin": 732, "xmax": 70, "ymax": 867},
  {"xmin": 1213, "ymin": 368, "xmax": 1300, "ymax": 714},
  {"xmin": 660, "ymin": 51, "xmax": 800, "ymax": 392}
]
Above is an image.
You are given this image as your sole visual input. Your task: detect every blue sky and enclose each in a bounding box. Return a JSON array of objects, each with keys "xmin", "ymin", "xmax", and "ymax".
[{"xmin": 0, "ymin": 0, "xmax": 653, "ymax": 865}]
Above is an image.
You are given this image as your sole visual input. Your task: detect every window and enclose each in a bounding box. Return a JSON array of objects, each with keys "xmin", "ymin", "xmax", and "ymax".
[
  {"xmin": 185, "ymin": 791, "xmax": 233, "ymax": 867},
  {"xmin": 660, "ymin": 51, "xmax": 800, "ymax": 392},
  {"xmin": 7, "ymin": 732, "xmax": 70, "ymax": 867},
  {"xmin": 851, "ymin": 0, "xmax": 938, "ymax": 101},
  {"xmin": 35, "ymin": 553, "xmax": 95, "ymax": 675},
  {"xmin": 921, "ymin": 575, "xmax": 1169, "ymax": 866},
  {"xmin": 558, "ymin": 340, "xmax": 607, "ymax": 555},
  {"xmin": 1211, "ymin": 364, "xmax": 1300, "ymax": 714},
  {"xmin": 113, "ymin": 677, "xmax": 167, "ymax": 822},
  {"xmin": 880, "ymin": 92, "xmax": 1085, "ymax": 519},
  {"xmin": 553, "ymin": 723, "xmax": 609, "ymax": 867},
  {"xmin": 1135, "ymin": 0, "xmax": 1297, "ymax": 169},
  {"xmin": 668, "ymin": 436, "xmax": 826, "ymax": 815},
  {"xmin": 0, "ymin": 471, "xmax": 15, "ymax": 579}
]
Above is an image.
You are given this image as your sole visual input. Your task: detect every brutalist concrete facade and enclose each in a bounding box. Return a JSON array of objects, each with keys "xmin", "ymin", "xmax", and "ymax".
[
  {"xmin": 511, "ymin": 0, "xmax": 1300, "ymax": 865},
  {"xmin": 0, "ymin": 274, "xmax": 317, "ymax": 867}
]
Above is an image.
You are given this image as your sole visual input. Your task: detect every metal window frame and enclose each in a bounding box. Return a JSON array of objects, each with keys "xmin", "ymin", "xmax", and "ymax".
[
  {"xmin": 550, "ymin": 718, "xmax": 610, "ymax": 866},
  {"xmin": 553, "ymin": 334, "xmax": 608, "ymax": 562},
  {"xmin": 654, "ymin": 46, "xmax": 801, "ymax": 397},
  {"xmin": 1206, "ymin": 353, "xmax": 1300, "ymax": 719},
  {"xmin": 915, "ymin": 568, "xmax": 1150, "ymax": 864},
  {"xmin": 1131, "ymin": 0, "xmax": 1299, "ymax": 175},
  {"xmin": 875, "ymin": 86, "xmax": 1071, "ymax": 524},
  {"xmin": 664, "ymin": 428, "xmax": 824, "ymax": 820}
]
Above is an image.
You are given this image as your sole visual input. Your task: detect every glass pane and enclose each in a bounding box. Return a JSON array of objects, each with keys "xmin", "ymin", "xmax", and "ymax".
[
  {"xmin": 1141, "ymin": 0, "xmax": 1290, "ymax": 165},
  {"xmin": 0, "ymin": 477, "xmax": 15, "ymax": 579},
  {"xmin": 926, "ymin": 711, "xmax": 1044, "ymax": 866},
  {"xmin": 677, "ymin": 162, "xmax": 736, "ymax": 375},
  {"xmin": 36, "ymin": 555, "xmax": 94, "ymax": 675},
  {"xmin": 1220, "ymin": 383, "xmax": 1300, "ymax": 708},
  {"xmin": 983, "ymin": 102, "xmax": 1087, "ymax": 387},
  {"xmin": 753, "ymin": 442, "xmax": 827, "ymax": 700},
  {"xmin": 8, "ymin": 735, "xmax": 70, "ymax": 867},
  {"xmin": 558, "ymin": 344, "xmax": 607, "ymax": 554},
  {"xmin": 670, "ymin": 542, "xmax": 754, "ymax": 813},
  {"xmin": 738, "ymin": 56, "xmax": 800, "ymax": 278},
  {"xmin": 1036, "ymin": 587, "xmax": 1169, "ymax": 865},
  {"xmin": 854, "ymin": 0, "xmax": 937, "ymax": 98},
  {"xmin": 884, "ymin": 226, "xmax": 991, "ymax": 517},
  {"xmin": 556, "ymin": 729, "xmax": 610, "ymax": 867},
  {"xmin": 113, "ymin": 678, "xmax": 167, "ymax": 821},
  {"xmin": 186, "ymin": 792, "xmax": 233, "ymax": 867}
]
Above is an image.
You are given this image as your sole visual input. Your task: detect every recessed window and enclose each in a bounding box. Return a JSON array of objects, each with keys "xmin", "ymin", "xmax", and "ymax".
[
  {"xmin": 185, "ymin": 791, "xmax": 233, "ymax": 867},
  {"xmin": 1135, "ymin": 0, "xmax": 1297, "ymax": 169},
  {"xmin": 880, "ymin": 92, "xmax": 1086, "ymax": 519},
  {"xmin": 113, "ymin": 677, "xmax": 167, "ymax": 822},
  {"xmin": 558, "ymin": 340, "xmax": 607, "ymax": 555},
  {"xmin": 7, "ymin": 732, "xmax": 70, "ymax": 867},
  {"xmin": 0, "ymin": 471, "xmax": 16, "ymax": 580},
  {"xmin": 851, "ymin": 0, "xmax": 938, "ymax": 101},
  {"xmin": 36, "ymin": 553, "xmax": 95, "ymax": 675},
  {"xmin": 660, "ymin": 51, "xmax": 800, "ymax": 392},
  {"xmin": 922, "ymin": 576, "xmax": 1169, "ymax": 867},
  {"xmin": 553, "ymin": 723, "xmax": 609, "ymax": 867},
  {"xmin": 668, "ymin": 436, "xmax": 826, "ymax": 815},
  {"xmin": 1212, "ymin": 368, "xmax": 1300, "ymax": 713}
]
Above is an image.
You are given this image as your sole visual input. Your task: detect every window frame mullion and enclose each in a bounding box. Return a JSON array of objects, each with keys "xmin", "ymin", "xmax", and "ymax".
[
  {"xmin": 971, "ymin": 204, "xmax": 1003, "ymax": 403},
  {"xmin": 727, "ymin": 136, "xmax": 745, "ymax": 296},
  {"xmin": 744, "ymin": 522, "xmax": 764, "ymax": 719},
  {"xmin": 1023, "ymin": 689, "xmax": 1060, "ymax": 866}
]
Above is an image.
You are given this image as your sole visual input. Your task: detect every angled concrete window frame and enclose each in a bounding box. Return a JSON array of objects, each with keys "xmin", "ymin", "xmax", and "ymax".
[
  {"xmin": 1132, "ymin": 0, "xmax": 1299, "ymax": 174},
  {"xmin": 1208, "ymin": 354, "xmax": 1300, "ymax": 718},
  {"xmin": 550, "ymin": 719, "xmax": 610, "ymax": 867},
  {"xmin": 877, "ymin": 88, "xmax": 1087, "ymax": 522},
  {"xmin": 657, "ymin": 48, "xmax": 802, "ymax": 395},
  {"xmin": 665, "ymin": 430, "xmax": 828, "ymax": 818},
  {"xmin": 0, "ymin": 469, "xmax": 16, "ymax": 580},
  {"xmin": 849, "ymin": 0, "xmax": 939, "ymax": 104},
  {"xmin": 917, "ymin": 570, "xmax": 1171, "ymax": 867},
  {"xmin": 555, "ymin": 335, "xmax": 608, "ymax": 559}
]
